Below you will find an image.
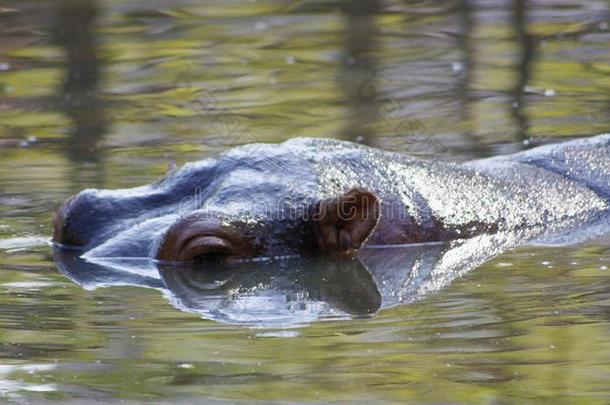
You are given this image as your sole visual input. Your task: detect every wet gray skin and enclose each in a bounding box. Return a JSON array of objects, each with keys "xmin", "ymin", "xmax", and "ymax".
[{"xmin": 52, "ymin": 134, "xmax": 610, "ymax": 263}]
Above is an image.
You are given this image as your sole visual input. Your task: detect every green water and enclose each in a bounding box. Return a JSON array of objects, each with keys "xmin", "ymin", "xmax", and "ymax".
[{"xmin": 1, "ymin": 0, "xmax": 610, "ymax": 403}]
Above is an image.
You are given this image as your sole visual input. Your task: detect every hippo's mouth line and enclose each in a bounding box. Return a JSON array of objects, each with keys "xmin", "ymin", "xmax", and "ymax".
[{"xmin": 51, "ymin": 239, "xmax": 88, "ymax": 251}]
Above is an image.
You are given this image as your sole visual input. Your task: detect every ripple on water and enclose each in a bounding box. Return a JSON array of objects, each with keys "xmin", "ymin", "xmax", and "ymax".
[{"xmin": 1, "ymin": 0, "xmax": 610, "ymax": 402}]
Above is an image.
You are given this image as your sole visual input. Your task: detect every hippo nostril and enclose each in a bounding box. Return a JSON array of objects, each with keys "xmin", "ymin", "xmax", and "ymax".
[
  {"xmin": 53, "ymin": 194, "xmax": 81, "ymax": 246},
  {"xmin": 52, "ymin": 190, "xmax": 100, "ymax": 247}
]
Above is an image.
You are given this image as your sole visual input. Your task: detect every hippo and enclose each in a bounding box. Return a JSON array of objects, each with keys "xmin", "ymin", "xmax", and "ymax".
[
  {"xmin": 53, "ymin": 134, "xmax": 610, "ymax": 264},
  {"xmin": 53, "ymin": 216, "xmax": 610, "ymax": 326}
]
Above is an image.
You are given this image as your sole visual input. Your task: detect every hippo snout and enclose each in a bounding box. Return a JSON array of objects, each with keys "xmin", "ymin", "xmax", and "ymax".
[
  {"xmin": 52, "ymin": 189, "xmax": 103, "ymax": 247},
  {"xmin": 53, "ymin": 193, "xmax": 84, "ymax": 246}
]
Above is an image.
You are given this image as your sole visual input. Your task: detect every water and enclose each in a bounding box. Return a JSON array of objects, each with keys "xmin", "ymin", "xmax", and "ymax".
[{"xmin": 1, "ymin": 0, "xmax": 610, "ymax": 402}]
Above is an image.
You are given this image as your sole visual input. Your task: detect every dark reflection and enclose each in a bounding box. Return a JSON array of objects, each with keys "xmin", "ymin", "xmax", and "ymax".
[
  {"xmin": 53, "ymin": 248, "xmax": 165, "ymax": 290},
  {"xmin": 453, "ymin": 0, "xmax": 494, "ymax": 158},
  {"xmin": 51, "ymin": 0, "xmax": 107, "ymax": 189},
  {"xmin": 338, "ymin": 0, "xmax": 381, "ymax": 144},
  {"xmin": 511, "ymin": 0, "xmax": 536, "ymax": 143},
  {"xmin": 455, "ymin": 0, "xmax": 475, "ymax": 148},
  {"xmin": 53, "ymin": 232, "xmax": 526, "ymax": 327},
  {"xmin": 160, "ymin": 256, "xmax": 381, "ymax": 324},
  {"xmin": 510, "ymin": 0, "xmax": 536, "ymax": 144}
]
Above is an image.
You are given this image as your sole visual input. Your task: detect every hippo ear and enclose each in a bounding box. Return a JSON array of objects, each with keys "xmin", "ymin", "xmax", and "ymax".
[{"xmin": 313, "ymin": 188, "xmax": 380, "ymax": 253}]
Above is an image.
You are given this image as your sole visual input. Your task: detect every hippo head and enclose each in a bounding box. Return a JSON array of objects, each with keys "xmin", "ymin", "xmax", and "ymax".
[{"xmin": 52, "ymin": 141, "xmax": 380, "ymax": 262}]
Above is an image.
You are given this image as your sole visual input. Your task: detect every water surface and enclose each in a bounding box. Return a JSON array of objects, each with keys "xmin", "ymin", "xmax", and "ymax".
[{"xmin": 1, "ymin": 0, "xmax": 610, "ymax": 403}]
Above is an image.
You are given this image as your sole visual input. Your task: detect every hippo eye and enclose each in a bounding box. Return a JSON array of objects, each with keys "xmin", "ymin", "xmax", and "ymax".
[
  {"xmin": 157, "ymin": 215, "xmax": 262, "ymax": 263},
  {"xmin": 185, "ymin": 236, "xmax": 236, "ymax": 262}
]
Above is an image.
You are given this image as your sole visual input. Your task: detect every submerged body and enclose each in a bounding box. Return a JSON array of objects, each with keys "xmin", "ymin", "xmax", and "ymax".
[{"xmin": 53, "ymin": 135, "xmax": 610, "ymax": 262}]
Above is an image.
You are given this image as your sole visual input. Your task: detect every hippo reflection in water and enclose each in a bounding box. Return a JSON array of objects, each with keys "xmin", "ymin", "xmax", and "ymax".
[{"xmin": 53, "ymin": 135, "xmax": 610, "ymax": 326}]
